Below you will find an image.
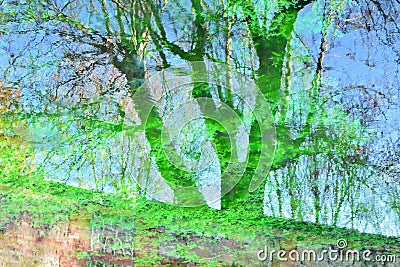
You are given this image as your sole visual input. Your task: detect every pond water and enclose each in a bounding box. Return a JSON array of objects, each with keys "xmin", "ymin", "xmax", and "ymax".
[
  {"xmin": 0, "ymin": 0, "xmax": 400, "ymax": 265},
  {"xmin": 264, "ymin": 0, "xmax": 400, "ymax": 237}
]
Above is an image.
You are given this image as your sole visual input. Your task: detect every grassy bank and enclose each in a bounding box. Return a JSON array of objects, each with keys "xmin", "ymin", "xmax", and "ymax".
[{"xmin": 1, "ymin": 130, "xmax": 399, "ymax": 266}]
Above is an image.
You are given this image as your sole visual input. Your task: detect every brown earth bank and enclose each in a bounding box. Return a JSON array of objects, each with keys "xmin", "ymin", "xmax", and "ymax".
[{"xmin": 0, "ymin": 213, "xmax": 90, "ymax": 267}]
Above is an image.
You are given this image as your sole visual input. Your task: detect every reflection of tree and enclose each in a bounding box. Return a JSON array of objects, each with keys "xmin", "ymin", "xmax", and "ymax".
[
  {"xmin": 263, "ymin": 0, "xmax": 400, "ymax": 236},
  {"xmin": 48, "ymin": 0, "xmax": 312, "ymax": 72},
  {"xmin": 1, "ymin": 0, "xmax": 325, "ymax": 198},
  {"xmin": 4, "ymin": 0, "xmax": 397, "ymax": 216}
]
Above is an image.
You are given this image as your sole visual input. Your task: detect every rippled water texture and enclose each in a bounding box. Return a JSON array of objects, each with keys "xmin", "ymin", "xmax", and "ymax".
[{"xmin": 0, "ymin": 0, "xmax": 400, "ymax": 265}]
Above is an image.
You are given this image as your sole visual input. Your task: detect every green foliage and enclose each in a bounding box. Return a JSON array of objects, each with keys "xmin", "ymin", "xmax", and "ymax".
[
  {"xmin": 0, "ymin": 129, "xmax": 399, "ymax": 265},
  {"xmin": 1, "ymin": 0, "xmax": 399, "ymax": 265}
]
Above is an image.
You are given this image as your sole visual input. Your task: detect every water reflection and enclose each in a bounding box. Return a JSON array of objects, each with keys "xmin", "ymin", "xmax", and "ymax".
[
  {"xmin": 264, "ymin": 0, "xmax": 400, "ymax": 236},
  {"xmin": 1, "ymin": 1, "xmax": 400, "ymax": 266},
  {"xmin": 0, "ymin": 0, "xmax": 276, "ymax": 209}
]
